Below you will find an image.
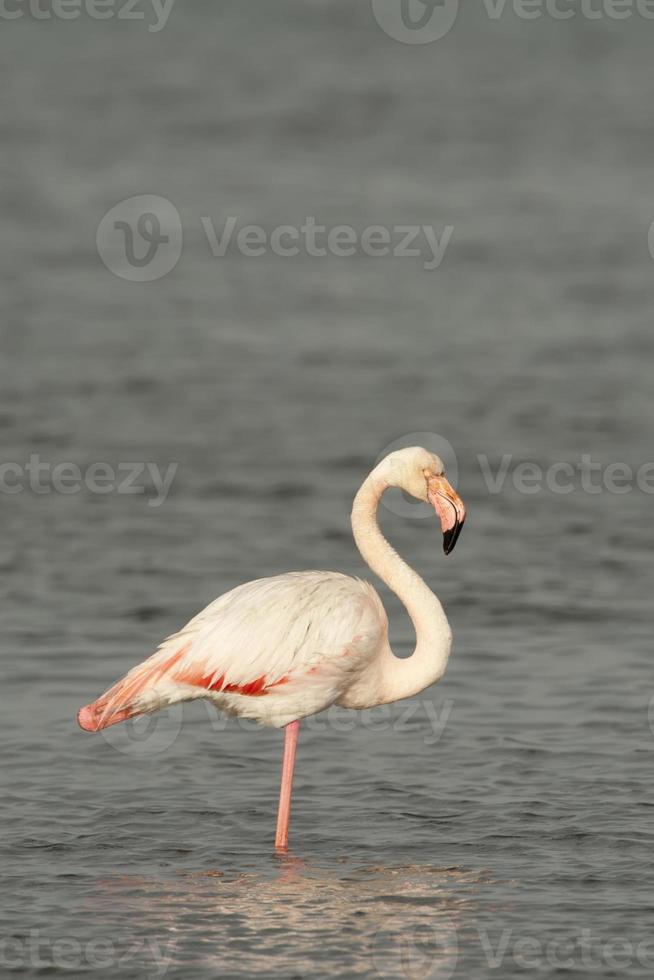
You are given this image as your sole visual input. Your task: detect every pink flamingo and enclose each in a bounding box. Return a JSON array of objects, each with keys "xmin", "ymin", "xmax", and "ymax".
[{"xmin": 77, "ymin": 447, "xmax": 466, "ymax": 849}]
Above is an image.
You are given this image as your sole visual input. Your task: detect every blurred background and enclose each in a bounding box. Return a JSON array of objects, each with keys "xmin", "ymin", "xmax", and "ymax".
[{"xmin": 2, "ymin": 2, "xmax": 654, "ymax": 977}]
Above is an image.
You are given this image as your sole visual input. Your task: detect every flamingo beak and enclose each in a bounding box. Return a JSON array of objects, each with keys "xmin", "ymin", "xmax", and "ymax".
[{"xmin": 426, "ymin": 474, "xmax": 466, "ymax": 555}]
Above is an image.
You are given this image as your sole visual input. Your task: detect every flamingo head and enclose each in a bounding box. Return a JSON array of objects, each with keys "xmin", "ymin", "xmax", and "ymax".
[{"xmin": 379, "ymin": 446, "xmax": 466, "ymax": 555}]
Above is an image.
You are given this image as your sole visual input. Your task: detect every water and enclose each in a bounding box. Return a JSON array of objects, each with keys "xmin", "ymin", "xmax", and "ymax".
[{"xmin": 2, "ymin": 2, "xmax": 654, "ymax": 977}]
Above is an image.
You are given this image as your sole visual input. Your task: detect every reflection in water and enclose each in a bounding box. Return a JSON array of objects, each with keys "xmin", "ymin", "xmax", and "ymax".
[{"xmin": 83, "ymin": 860, "xmax": 484, "ymax": 977}]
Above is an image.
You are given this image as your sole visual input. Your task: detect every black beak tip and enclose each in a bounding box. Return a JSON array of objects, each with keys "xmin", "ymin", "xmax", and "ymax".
[{"xmin": 442, "ymin": 523, "xmax": 463, "ymax": 556}]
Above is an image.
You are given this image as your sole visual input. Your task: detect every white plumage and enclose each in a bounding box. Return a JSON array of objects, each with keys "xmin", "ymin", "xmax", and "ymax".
[
  {"xmin": 77, "ymin": 446, "xmax": 466, "ymax": 849},
  {"xmin": 87, "ymin": 572, "xmax": 387, "ymax": 730}
]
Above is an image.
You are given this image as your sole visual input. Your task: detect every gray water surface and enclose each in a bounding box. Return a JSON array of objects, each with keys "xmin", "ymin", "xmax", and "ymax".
[{"xmin": 2, "ymin": 3, "xmax": 654, "ymax": 978}]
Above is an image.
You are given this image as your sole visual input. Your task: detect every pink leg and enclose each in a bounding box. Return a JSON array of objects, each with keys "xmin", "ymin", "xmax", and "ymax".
[{"xmin": 275, "ymin": 720, "xmax": 300, "ymax": 850}]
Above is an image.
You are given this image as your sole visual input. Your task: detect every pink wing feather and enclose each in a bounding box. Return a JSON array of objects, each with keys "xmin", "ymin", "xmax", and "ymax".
[{"xmin": 78, "ymin": 571, "xmax": 386, "ymax": 732}]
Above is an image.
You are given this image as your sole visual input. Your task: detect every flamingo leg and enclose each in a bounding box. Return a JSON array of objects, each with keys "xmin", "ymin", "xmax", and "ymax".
[{"xmin": 274, "ymin": 720, "xmax": 300, "ymax": 850}]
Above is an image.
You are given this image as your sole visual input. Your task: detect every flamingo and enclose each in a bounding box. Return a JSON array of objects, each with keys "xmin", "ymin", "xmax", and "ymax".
[{"xmin": 77, "ymin": 446, "xmax": 466, "ymax": 849}]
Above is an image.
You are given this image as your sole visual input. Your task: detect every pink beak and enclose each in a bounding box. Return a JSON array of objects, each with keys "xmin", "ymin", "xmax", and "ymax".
[{"xmin": 426, "ymin": 474, "xmax": 466, "ymax": 555}]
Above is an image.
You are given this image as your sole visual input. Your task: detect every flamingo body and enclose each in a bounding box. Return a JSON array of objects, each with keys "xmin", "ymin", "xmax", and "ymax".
[
  {"xmin": 77, "ymin": 446, "xmax": 466, "ymax": 848},
  {"xmin": 78, "ymin": 571, "xmax": 387, "ymax": 732}
]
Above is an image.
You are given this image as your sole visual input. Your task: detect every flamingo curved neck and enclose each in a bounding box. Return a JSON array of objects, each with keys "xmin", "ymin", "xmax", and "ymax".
[{"xmin": 350, "ymin": 472, "xmax": 452, "ymax": 703}]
